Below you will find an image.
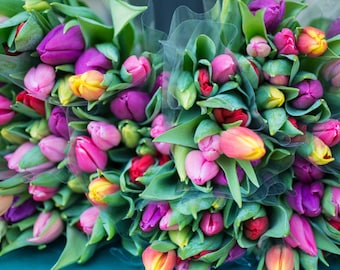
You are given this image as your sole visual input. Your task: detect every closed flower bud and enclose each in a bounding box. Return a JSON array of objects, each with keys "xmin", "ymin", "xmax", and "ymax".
[
  {"xmin": 28, "ymin": 184, "xmax": 58, "ymax": 201},
  {"xmin": 78, "ymin": 206, "xmax": 100, "ymax": 235},
  {"xmin": 175, "ymin": 71, "xmax": 197, "ymax": 110},
  {"xmin": 197, "ymin": 68, "xmax": 213, "ymax": 96},
  {"xmin": 225, "ymin": 244, "xmax": 247, "ymax": 262},
  {"xmin": 256, "ymin": 85, "xmax": 285, "ymax": 110},
  {"xmin": 87, "ymin": 176, "xmax": 120, "ymax": 207},
  {"xmin": 150, "ymin": 114, "xmax": 171, "ymax": 155},
  {"xmin": 129, "ymin": 154, "xmax": 154, "ymax": 185},
  {"xmin": 75, "ymin": 47, "xmax": 112, "ymax": 74},
  {"xmin": 23, "ymin": 0, "xmax": 50, "ymax": 11},
  {"xmin": 0, "ymin": 195, "xmax": 14, "ymax": 216},
  {"xmin": 26, "ymin": 118, "xmax": 49, "ymax": 143},
  {"xmin": 313, "ymin": 119, "xmax": 340, "ymax": 147},
  {"xmin": 159, "ymin": 208, "xmax": 179, "ymax": 231},
  {"xmin": 220, "ymin": 126, "xmax": 266, "ymax": 161},
  {"xmin": 243, "ymin": 215, "xmax": 269, "ymax": 240},
  {"xmin": 211, "ymin": 54, "xmax": 237, "ymax": 84},
  {"xmin": 87, "ymin": 121, "xmax": 121, "ymax": 151},
  {"xmin": 140, "ymin": 201, "xmax": 169, "ymax": 232},
  {"xmin": 16, "ymin": 90, "xmax": 46, "ymax": 116},
  {"xmin": 297, "ymin": 26, "xmax": 328, "ymax": 57},
  {"xmin": 198, "ymin": 134, "xmax": 222, "ymax": 161},
  {"xmin": 67, "ymin": 176, "xmax": 87, "ymax": 193},
  {"xmin": 246, "ymin": 36, "xmax": 271, "ymax": 57},
  {"xmin": 322, "ymin": 59, "xmax": 340, "ymax": 88},
  {"xmin": 142, "ymin": 245, "xmax": 176, "ymax": 270},
  {"xmin": 119, "ymin": 120, "xmax": 141, "ymax": 148},
  {"xmin": 263, "ymin": 59, "xmax": 291, "ymax": 85},
  {"xmin": 110, "ymin": 89, "xmax": 150, "ymax": 122},
  {"xmin": 69, "ymin": 70, "xmax": 107, "ymax": 101},
  {"xmin": 213, "ymin": 108, "xmax": 249, "ymax": 126},
  {"xmin": 273, "ymin": 28, "xmax": 299, "ymax": 55},
  {"xmin": 326, "ymin": 18, "xmax": 340, "ymax": 39},
  {"xmin": 293, "ymin": 155, "xmax": 324, "ymax": 183},
  {"xmin": 120, "ymin": 55, "xmax": 151, "ymax": 86},
  {"xmin": 28, "ymin": 211, "xmax": 64, "ymax": 244},
  {"xmin": 265, "ymin": 245, "xmax": 294, "ymax": 270},
  {"xmin": 37, "ymin": 24, "xmax": 85, "ymax": 65},
  {"xmin": 57, "ymin": 75, "xmax": 78, "ymax": 105},
  {"xmin": 2, "ymin": 196, "xmax": 37, "ymax": 223},
  {"xmin": 322, "ymin": 186, "xmax": 340, "ymax": 221},
  {"xmin": 38, "ymin": 135, "xmax": 67, "ymax": 162},
  {"xmin": 4, "ymin": 142, "xmax": 35, "ymax": 172},
  {"xmin": 74, "ymin": 136, "xmax": 108, "ymax": 173},
  {"xmin": 0, "ymin": 95, "xmax": 15, "ymax": 125},
  {"xmin": 48, "ymin": 106, "xmax": 69, "ymax": 139},
  {"xmin": 290, "ymin": 79, "xmax": 323, "ymax": 109},
  {"xmin": 307, "ymin": 135, "xmax": 334, "ymax": 166},
  {"xmin": 200, "ymin": 211, "xmax": 224, "ymax": 236},
  {"xmin": 185, "ymin": 150, "xmax": 219, "ymax": 185}
]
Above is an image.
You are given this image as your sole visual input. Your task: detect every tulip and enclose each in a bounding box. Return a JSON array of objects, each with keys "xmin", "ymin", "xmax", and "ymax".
[
  {"xmin": 246, "ymin": 36, "xmax": 271, "ymax": 57},
  {"xmin": 185, "ymin": 150, "xmax": 219, "ymax": 185},
  {"xmin": 200, "ymin": 211, "xmax": 224, "ymax": 236},
  {"xmin": 286, "ymin": 182, "xmax": 324, "ymax": 217},
  {"xmin": 120, "ymin": 55, "xmax": 151, "ymax": 86},
  {"xmin": 142, "ymin": 245, "xmax": 176, "ymax": 270},
  {"xmin": 110, "ymin": 89, "xmax": 150, "ymax": 122},
  {"xmin": 78, "ymin": 206, "xmax": 100, "ymax": 235},
  {"xmin": 57, "ymin": 75, "xmax": 78, "ymax": 105},
  {"xmin": 329, "ymin": 219, "xmax": 340, "ymax": 230},
  {"xmin": 213, "ymin": 166, "xmax": 245, "ymax": 186},
  {"xmin": 151, "ymin": 71, "xmax": 170, "ymax": 94},
  {"xmin": 23, "ymin": 0, "xmax": 50, "ymax": 11},
  {"xmin": 159, "ymin": 208, "xmax": 179, "ymax": 231},
  {"xmin": 265, "ymin": 245, "xmax": 294, "ymax": 270},
  {"xmin": 74, "ymin": 136, "xmax": 108, "ymax": 173},
  {"xmin": 140, "ymin": 201, "xmax": 169, "ymax": 232},
  {"xmin": 273, "ymin": 28, "xmax": 299, "ymax": 55},
  {"xmin": 174, "ymin": 71, "xmax": 197, "ymax": 110},
  {"xmin": 2, "ymin": 196, "xmax": 37, "ymax": 223},
  {"xmin": 322, "ymin": 59, "xmax": 340, "ymax": 88},
  {"xmin": 322, "ymin": 186, "xmax": 340, "ymax": 221},
  {"xmin": 284, "ymin": 214, "xmax": 317, "ymax": 256},
  {"xmin": 211, "ymin": 54, "xmax": 237, "ymax": 84},
  {"xmin": 262, "ymin": 59, "xmax": 291, "ymax": 85},
  {"xmin": 220, "ymin": 126, "xmax": 266, "ymax": 161},
  {"xmin": 313, "ymin": 119, "xmax": 340, "ymax": 147},
  {"xmin": 0, "ymin": 195, "xmax": 14, "ymax": 216},
  {"xmin": 150, "ymin": 114, "xmax": 171, "ymax": 155},
  {"xmin": 16, "ymin": 90, "xmax": 46, "ymax": 116},
  {"xmin": 28, "ymin": 211, "xmax": 64, "ymax": 244},
  {"xmin": 225, "ymin": 243, "xmax": 247, "ymax": 262},
  {"xmin": 129, "ymin": 154, "xmax": 155, "ymax": 184},
  {"xmin": 87, "ymin": 176, "xmax": 120, "ymax": 207},
  {"xmin": 75, "ymin": 47, "xmax": 112, "ymax": 74},
  {"xmin": 243, "ymin": 215, "xmax": 269, "ymax": 240},
  {"xmin": 37, "ymin": 24, "xmax": 85, "ymax": 65},
  {"xmin": 197, "ymin": 68, "xmax": 213, "ymax": 96},
  {"xmin": 119, "ymin": 120, "xmax": 141, "ymax": 148},
  {"xmin": 48, "ymin": 106, "xmax": 69, "ymax": 139},
  {"xmin": 307, "ymin": 135, "xmax": 334, "ymax": 166},
  {"xmin": 198, "ymin": 134, "xmax": 222, "ymax": 161},
  {"xmin": 292, "ymin": 155, "xmax": 324, "ymax": 183},
  {"xmin": 38, "ymin": 135, "xmax": 67, "ymax": 162},
  {"xmin": 248, "ymin": 0, "xmax": 285, "ymax": 33},
  {"xmin": 87, "ymin": 121, "xmax": 121, "ymax": 151},
  {"xmin": 290, "ymin": 79, "xmax": 323, "ymax": 109},
  {"xmin": 23, "ymin": 63, "xmax": 55, "ymax": 100},
  {"xmin": 255, "ymin": 85, "xmax": 285, "ymax": 110},
  {"xmin": 0, "ymin": 95, "xmax": 15, "ymax": 125},
  {"xmin": 326, "ymin": 18, "xmax": 340, "ymax": 39},
  {"xmin": 28, "ymin": 184, "xmax": 58, "ymax": 201},
  {"xmin": 297, "ymin": 26, "xmax": 328, "ymax": 57},
  {"xmin": 69, "ymin": 70, "xmax": 107, "ymax": 101},
  {"xmin": 26, "ymin": 118, "xmax": 50, "ymax": 142},
  {"xmin": 213, "ymin": 108, "xmax": 249, "ymax": 126},
  {"xmin": 4, "ymin": 141, "xmax": 35, "ymax": 172}
]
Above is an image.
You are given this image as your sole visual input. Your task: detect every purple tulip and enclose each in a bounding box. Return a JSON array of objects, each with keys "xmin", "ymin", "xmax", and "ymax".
[
  {"xmin": 326, "ymin": 17, "xmax": 340, "ymax": 39},
  {"xmin": 322, "ymin": 186, "xmax": 340, "ymax": 222},
  {"xmin": 87, "ymin": 121, "xmax": 121, "ymax": 151},
  {"xmin": 2, "ymin": 196, "xmax": 37, "ymax": 224},
  {"xmin": 313, "ymin": 119, "xmax": 340, "ymax": 147},
  {"xmin": 323, "ymin": 59, "xmax": 340, "ymax": 88},
  {"xmin": 140, "ymin": 201, "xmax": 169, "ymax": 232},
  {"xmin": 38, "ymin": 135, "xmax": 67, "ymax": 162},
  {"xmin": 198, "ymin": 134, "xmax": 222, "ymax": 161},
  {"xmin": 37, "ymin": 24, "xmax": 85, "ymax": 65},
  {"xmin": 151, "ymin": 71, "xmax": 170, "ymax": 94},
  {"xmin": 248, "ymin": 0, "xmax": 285, "ymax": 33},
  {"xmin": 284, "ymin": 214, "xmax": 317, "ymax": 256},
  {"xmin": 273, "ymin": 28, "xmax": 299, "ymax": 55},
  {"xmin": 74, "ymin": 135, "xmax": 108, "ymax": 173},
  {"xmin": 199, "ymin": 211, "xmax": 224, "ymax": 236},
  {"xmin": 0, "ymin": 95, "xmax": 15, "ymax": 126},
  {"xmin": 293, "ymin": 155, "xmax": 324, "ymax": 183},
  {"xmin": 286, "ymin": 182, "xmax": 324, "ymax": 217},
  {"xmin": 120, "ymin": 55, "xmax": 151, "ymax": 86},
  {"xmin": 213, "ymin": 166, "xmax": 245, "ymax": 186},
  {"xmin": 290, "ymin": 79, "xmax": 323, "ymax": 109},
  {"xmin": 211, "ymin": 53, "xmax": 237, "ymax": 84},
  {"xmin": 74, "ymin": 47, "xmax": 112, "ymax": 74},
  {"xmin": 48, "ymin": 106, "xmax": 69, "ymax": 139},
  {"xmin": 225, "ymin": 243, "xmax": 247, "ymax": 262},
  {"xmin": 110, "ymin": 89, "xmax": 151, "ymax": 122}
]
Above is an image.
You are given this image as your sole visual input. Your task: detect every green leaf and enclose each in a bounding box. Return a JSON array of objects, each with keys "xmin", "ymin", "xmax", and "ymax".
[
  {"xmin": 0, "ymin": 0, "xmax": 24, "ymax": 17},
  {"xmin": 0, "ymin": 229, "xmax": 35, "ymax": 256},
  {"xmin": 0, "ymin": 11, "xmax": 29, "ymax": 29},
  {"xmin": 151, "ymin": 240, "xmax": 177, "ymax": 252},
  {"xmin": 50, "ymin": 3, "xmax": 102, "ymax": 22},
  {"xmin": 193, "ymin": 119, "xmax": 221, "ymax": 143},
  {"xmin": 262, "ymin": 108, "xmax": 287, "ymax": 136},
  {"xmin": 31, "ymin": 169, "xmax": 68, "ymax": 187},
  {"xmin": 236, "ymin": 159, "xmax": 259, "ymax": 187},
  {"xmin": 283, "ymin": 1, "xmax": 308, "ymax": 19},
  {"xmin": 19, "ymin": 145, "xmax": 50, "ymax": 170},
  {"xmin": 197, "ymin": 93, "xmax": 247, "ymax": 111},
  {"xmin": 195, "ymin": 34, "xmax": 216, "ymax": 61}
]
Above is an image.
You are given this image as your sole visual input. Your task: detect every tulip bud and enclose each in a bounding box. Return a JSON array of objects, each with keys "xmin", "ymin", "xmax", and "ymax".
[
  {"xmin": 150, "ymin": 114, "xmax": 171, "ymax": 155},
  {"xmin": 0, "ymin": 195, "xmax": 14, "ymax": 216},
  {"xmin": 26, "ymin": 118, "xmax": 50, "ymax": 143},
  {"xmin": 174, "ymin": 71, "xmax": 197, "ymax": 110},
  {"xmin": 67, "ymin": 176, "xmax": 87, "ymax": 193},
  {"xmin": 198, "ymin": 134, "xmax": 222, "ymax": 161},
  {"xmin": 246, "ymin": 36, "xmax": 271, "ymax": 57},
  {"xmin": 69, "ymin": 70, "xmax": 107, "ymax": 101},
  {"xmin": 87, "ymin": 121, "xmax": 121, "ymax": 151},
  {"xmin": 57, "ymin": 75, "xmax": 78, "ymax": 105},
  {"xmin": 37, "ymin": 24, "xmax": 85, "ymax": 65},
  {"xmin": 120, "ymin": 55, "xmax": 151, "ymax": 86},
  {"xmin": 48, "ymin": 106, "xmax": 69, "ymax": 139},
  {"xmin": 197, "ymin": 68, "xmax": 213, "ymax": 96},
  {"xmin": 243, "ymin": 215, "xmax": 269, "ymax": 240},
  {"xmin": 110, "ymin": 89, "xmax": 150, "ymax": 122},
  {"xmin": 220, "ymin": 126, "xmax": 266, "ymax": 161},
  {"xmin": 28, "ymin": 184, "xmax": 58, "ymax": 201},
  {"xmin": 142, "ymin": 246, "xmax": 177, "ymax": 270},
  {"xmin": 225, "ymin": 243, "xmax": 247, "ymax": 262},
  {"xmin": 23, "ymin": 0, "xmax": 50, "ymax": 11},
  {"xmin": 284, "ymin": 214, "xmax": 317, "ymax": 256},
  {"xmin": 74, "ymin": 136, "xmax": 108, "ymax": 173},
  {"xmin": 290, "ymin": 79, "xmax": 323, "ymax": 109},
  {"xmin": 2, "ymin": 196, "xmax": 37, "ymax": 223},
  {"xmin": 313, "ymin": 119, "xmax": 340, "ymax": 147},
  {"xmin": 326, "ymin": 18, "xmax": 340, "ymax": 39},
  {"xmin": 75, "ymin": 47, "xmax": 112, "ymax": 74},
  {"xmin": 322, "ymin": 186, "xmax": 340, "ymax": 221},
  {"xmin": 168, "ymin": 226, "xmax": 192, "ymax": 248},
  {"xmin": 87, "ymin": 176, "xmax": 120, "ymax": 207},
  {"xmin": 159, "ymin": 208, "xmax": 179, "ymax": 231},
  {"xmin": 78, "ymin": 206, "xmax": 100, "ymax": 235},
  {"xmin": 265, "ymin": 245, "xmax": 294, "ymax": 270},
  {"xmin": 28, "ymin": 211, "xmax": 64, "ymax": 244},
  {"xmin": 16, "ymin": 90, "xmax": 46, "ymax": 116},
  {"xmin": 119, "ymin": 120, "xmax": 141, "ymax": 148},
  {"xmin": 262, "ymin": 59, "xmax": 291, "ymax": 86},
  {"xmin": 185, "ymin": 150, "xmax": 219, "ymax": 185},
  {"xmin": 0, "ymin": 95, "xmax": 15, "ymax": 126},
  {"xmin": 129, "ymin": 154, "xmax": 155, "ymax": 185},
  {"xmin": 140, "ymin": 201, "xmax": 169, "ymax": 232},
  {"xmin": 151, "ymin": 71, "xmax": 170, "ymax": 94},
  {"xmin": 38, "ymin": 135, "xmax": 67, "ymax": 162},
  {"xmin": 213, "ymin": 108, "xmax": 249, "ymax": 126},
  {"xmin": 297, "ymin": 26, "xmax": 328, "ymax": 57},
  {"xmin": 322, "ymin": 59, "xmax": 340, "ymax": 88},
  {"xmin": 293, "ymin": 155, "xmax": 324, "ymax": 183},
  {"xmin": 211, "ymin": 54, "xmax": 237, "ymax": 84},
  {"xmin": 273, "ymin": 28, "xmax": 299, "ymax": 55},
  {"xmin": 307, "ymin": 135, "xmax": 334, "ymax": 166},
  {"xmin": 255, "ymin": 85, "xmax": 285, "ymax": 110},
  {"xmin": 4, "ymin": 141, "xmax": 35, "ymax": 172},
  {"xmin": 200, "ymin": 211, "xmax": 224, "ymax": 236}
]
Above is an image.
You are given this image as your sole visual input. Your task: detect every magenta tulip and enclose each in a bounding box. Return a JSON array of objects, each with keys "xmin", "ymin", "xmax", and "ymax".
[
  {"xmin": 0, "ymin": 95, "xmax": 15, "ymax": 125},
  {"xmin": 211, "ymin": 54, "xmax": 237, "ymax": 84},
  {"xmin": 28, "ymin": 184, "xmax": 58, "ymax": 201},
  {"xmin": 140, "ymin": 201, "xmax": 169, "ymax": 232},
  {"xmin": 120, "ymin": 55, "xmax": 151, "ymax": 86},
  {"xmin": 290, "ymin": 79, "xmax": 323, "ymax": 109},
  {"xmin": 293, "ymin": 155, "xmax": 324, "ymax": 183},
  {"xmin": 48, "ymin": 106, "xmax": 69, "ymax": 139},
  {"xmin": 38, "ymin": 135, "xmax": 67, "ymax": 162},
  {"xmin": 75, "ymin": 47, "xmax": 112, "ymax": 74},
  {"xmin": 87, "ymin": 121, "xmax": 121, "ymax": 151},
  {"xmin": 313, "ymin": 119, "xmax": 340, "ymax": 147},
  {"xmin": 273, "ymin": 28, "xmax": 299, "ymax": 55},
  {"xmin": 200, "ymin": 211, "xmax": 224, "ymax": 236}
]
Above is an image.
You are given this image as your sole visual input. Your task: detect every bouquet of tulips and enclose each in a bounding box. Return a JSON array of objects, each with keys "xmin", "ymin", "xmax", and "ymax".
[{"xmin": 0, "ymin": 0, "xmax": 340, "ymax": 269}]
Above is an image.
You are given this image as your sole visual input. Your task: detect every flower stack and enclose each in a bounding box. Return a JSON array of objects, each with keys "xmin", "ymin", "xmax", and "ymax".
[{"xmin": 0, "ymin": 0, "xmax": 339, "ymax": 270}]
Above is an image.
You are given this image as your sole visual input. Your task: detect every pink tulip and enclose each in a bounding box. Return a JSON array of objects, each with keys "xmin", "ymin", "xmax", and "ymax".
[
  {"xmin": 87, "ymin": 121, "xmax": 121, "ymax": 151},
  {"xmin": 159, "ymin": 208, "xmax": 179, "ymax": 231},
  {"xmin": 200, "ymin": 211, "xmax": 224, "ymax": 236},
  {"xmin": 121, "ymin": 55, "xmax": 151, "ymax": 86},
  {"xmin": 150, "ymin": 114, "xmax": 171, "ymax": 155},
  {"xmin": 273, "ymin": 28, "xmax": 299, "ymax": 55},
  {"xmin": 0, "ymin": 95, "xmax": 15, "ymax": 125},
  {"xmin": 211, "ymin": 54, "xmax": 237, "ymax": 84},
  {"xmin": 4, "ymin": 142, "xmax": 35, "ymax": 172},
  {"xmin": 246, "ymin": 36, "xmax": 271, "ymax": 57},
  {"xmin": 198, "ymin": 134, "xmax": 222, "ymax": 161},
  {"xmin": 313, "ymin": 119, "xmax": 340, "ymax": 147},
  {"xmin": 78, "ymin": 206, "xmax": 100, "ymax": 235},
  {"xmin": 28, "ymin": 184, "xmax": 58, "ymax": 201},
  {"xmin": 38, "ymin": 135, "xmax": 67, "ymax": 162}
]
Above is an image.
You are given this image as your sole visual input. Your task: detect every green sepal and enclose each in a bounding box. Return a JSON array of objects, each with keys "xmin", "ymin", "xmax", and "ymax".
[
  {"xmin": 88, "ymin": 215, "xmax": 106, "ymax": 245},
  {"xmin": 195, "ymin": 34, "xmax": 216, "ymax": 61},
  {"xmin": 236, "ymin": 159, "xmax": 259, "ymax": 187},
  {"xmin": 311, "ymin": 220, "xmax": 340, "ymax": 255},
  {"xmin": 144, "ymin": 88, "xmax": 162, "ymax": 124},
  {"xmin": 150, "ymin": 240, "xmax": 177, "ymax": 252},
  {"xmin": 262, "ymin": 108, "xmax": 287, "ymax": 136},
  {"xmin": 299, "ymin": 251, "xmax": 319, "ymax": 270},
  {"xmin": 52, "ymin": 185, "xmax": 81, "ymax": 210},
  {"xmin": 96, "ymin": 42, "xmax": 119, "ymax": 66},
  {"xmin": 172, "ymin": 144, "xmax": 191, "ymax": 181},
  {"xmin": 0, "ymin": 11, "xmax": 29, "ymax": 29},
  {"xmin": 31, "ymin": 169, "xmax": 68, "ymax": 187},
  {"xmin": 197, "ymin": 92, "xmax": 247, "ymax": 112},
  {"xmin": 193, "ymin": 119, "xmax": 221, "ymax": 143},
  {"xmin": 235, "ymin": 53, "xmax": 260, "ymax": 89},
  {"xmin": 11, "ymin": 100, "xmax": 43, "ymax": 119}
]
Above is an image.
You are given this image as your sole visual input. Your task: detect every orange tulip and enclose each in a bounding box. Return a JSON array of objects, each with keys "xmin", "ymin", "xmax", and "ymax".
[
  {"xmin": 265, "ymin": 245, "xmax": 294, "ymax": 270},
  {"xmin": 297, "ymin": 26, "xmax": 328, "ymax": 57},
  {"xmin": 87, "ymin": 176, "xmax": 120, "ymax": 207},
  {"xmin": 142, "ymin": 245, "xmax": 176, "ymax": 270}
]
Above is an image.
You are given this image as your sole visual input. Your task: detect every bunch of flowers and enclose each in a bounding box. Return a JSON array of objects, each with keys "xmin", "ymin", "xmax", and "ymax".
[{"xmin": 0, "ymin": 0, "xmax": 339, "ymax": 269}]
